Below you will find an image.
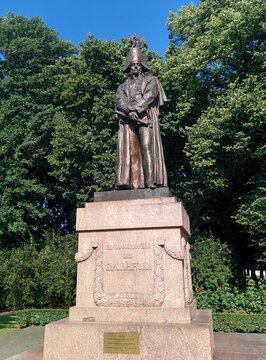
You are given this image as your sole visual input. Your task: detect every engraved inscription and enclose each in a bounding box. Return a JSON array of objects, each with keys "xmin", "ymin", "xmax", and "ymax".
[
  {"xmin": 106, "ymin": 262, "xmax": 152, "ymax": 271},
  {"xmin": 93, "ymin": 239, "xmax": 165, "ymax": 307},
  {"xmin": 103, "ymin": 240, "xmax": 153, "ymax": 295},
  {"xmin": 103, "ymin": 332, "xmax": 140, "ymax": 354},
  {"xmin": 104, "ymin": 242, "xmax": 152, "ymax": 272}
]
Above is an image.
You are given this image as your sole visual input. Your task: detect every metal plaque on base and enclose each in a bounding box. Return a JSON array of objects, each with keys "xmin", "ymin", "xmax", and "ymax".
[{"xmin": 103, "ymin": 332, "xmax": 140, "ymax": 354}]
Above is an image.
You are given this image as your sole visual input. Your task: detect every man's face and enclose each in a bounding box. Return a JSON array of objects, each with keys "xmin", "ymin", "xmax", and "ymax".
[{"xmin": 130, "ymin": 61, "xmax": 142, "ymax": 77}]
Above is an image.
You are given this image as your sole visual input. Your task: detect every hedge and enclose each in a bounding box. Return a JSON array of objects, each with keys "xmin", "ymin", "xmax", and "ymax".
[
  {"xmin": 213, "ymin": 313, "xmax": 266, "ymax": 333},
  {"xmin": 17, "ymin": 309, "xmax": 68, "ymax": 328},
  {"xmin": 16, "ymin": 309, "xmax": 266, "ymax": 334}
]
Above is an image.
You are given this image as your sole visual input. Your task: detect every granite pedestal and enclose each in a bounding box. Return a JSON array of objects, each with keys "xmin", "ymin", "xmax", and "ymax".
[{"xmin": 43, "ymin": 190, "xmax": 213, "ymax": 359}]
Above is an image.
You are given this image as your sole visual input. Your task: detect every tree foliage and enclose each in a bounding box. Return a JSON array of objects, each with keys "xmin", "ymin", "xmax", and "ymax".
[
  {"xmin": 0, "ymin": 14, "xmax": 76, "ymax": 245},
  {"xmin": 47, "ymin": 36, "xmax": 125, "ymax": 216},
  {"xmin": 165, "ymin": 0, "xmax": 266, "ymax": 273}
]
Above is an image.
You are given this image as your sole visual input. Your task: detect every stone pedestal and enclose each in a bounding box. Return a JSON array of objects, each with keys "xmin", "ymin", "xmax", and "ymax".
[{"xmin": 43, "ymin": 192, "xmax": 213, "ymax": 359}]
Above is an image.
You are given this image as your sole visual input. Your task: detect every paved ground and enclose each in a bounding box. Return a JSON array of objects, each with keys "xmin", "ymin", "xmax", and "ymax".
[
  {"xmin": 0, "ymin": 326, "xmax": 44, "ymax": 360},
  {"xmin": 0, "ymin": 327, "xmax": 265, "ymax": 359},
  {"xmin": 214, "ymin": 333, "xmax": 266, "ymax": 360}
]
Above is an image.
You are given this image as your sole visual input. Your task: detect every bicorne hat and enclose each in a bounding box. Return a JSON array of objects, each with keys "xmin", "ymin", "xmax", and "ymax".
[{"xmin": 124, "ymin": 36, "xmax": 150, "ymax": 73}]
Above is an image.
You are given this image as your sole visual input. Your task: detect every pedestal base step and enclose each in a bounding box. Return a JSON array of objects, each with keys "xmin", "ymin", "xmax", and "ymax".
[
  {"xmin": 69, "ymin": 300, "xmax": 196, "ymax": 323},
  {"xmin": 43, "ymin": 310, "xmax": 213, "ymax": 360}
]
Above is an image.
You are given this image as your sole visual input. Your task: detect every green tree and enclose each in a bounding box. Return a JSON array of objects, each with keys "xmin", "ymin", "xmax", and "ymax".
[
  {"xmin": 165, "ymin": 0, "xmax": 266, "ymax": 275},
  {"xmin": 47, "ymin": 36, "xmax": 125, "ymax": 226},
  {"xmin": 0, "ymin": 14, "xmax": 76, "ymax": 246}
]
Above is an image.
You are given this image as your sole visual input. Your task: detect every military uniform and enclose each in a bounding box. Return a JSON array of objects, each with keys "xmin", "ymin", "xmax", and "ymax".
[{"xmin": 115, "ymin": 39, "xmax": 168, "ymax": 189}]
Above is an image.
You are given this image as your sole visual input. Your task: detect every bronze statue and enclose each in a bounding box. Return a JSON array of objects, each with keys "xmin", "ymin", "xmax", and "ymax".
[{"xmin": 115, "ymin": 37, "xmax": 168, "ymax": 190}]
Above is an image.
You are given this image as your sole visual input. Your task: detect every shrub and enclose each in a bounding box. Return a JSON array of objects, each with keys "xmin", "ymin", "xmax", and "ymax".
[
  {"xmin": 17, "ymin": 309, "xmax": 69, "ymax": 328},
  {"xmin": 213, "ymin": 313, "xmax": 266, "ymax": 333},
  {"xmin": 0, "ymin": 233, "xmax": 77, "ymax": 310},
  {"xmin": 0, "ymin": 251, "xmax": 8, "ymax": 310},
  {"xmin": 191, "ymin": 235, "xmax": 266, "ymax": 314},
  {"xmin": 194, "ymin": 278, "xmax": 266, "ymax": 313},
  {"xmin": 3, "ymin": 244, "xmax": 40, "ymax": 309},
  {"xmin": 36, "ymin": 233, "xmax": 77, "ymax": 307},
  {"xmin": 191, "ymin": 234, "xmax": 233, "ymax": 291}
]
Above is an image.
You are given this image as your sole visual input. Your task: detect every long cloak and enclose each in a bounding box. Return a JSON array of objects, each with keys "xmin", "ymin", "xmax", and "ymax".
[{"xmin": 115, "ymin": 75, "xmax": 168, "ymax": 189}]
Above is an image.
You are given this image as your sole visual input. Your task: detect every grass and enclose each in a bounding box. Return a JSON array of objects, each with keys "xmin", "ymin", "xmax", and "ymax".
[{"xmin": 0, "ymin": 312, "xmax": 19, "ymax": 335}]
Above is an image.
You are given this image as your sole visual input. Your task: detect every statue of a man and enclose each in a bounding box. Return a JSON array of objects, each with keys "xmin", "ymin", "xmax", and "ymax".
[{"xmin": 115, "ymin": 37, "xmax": 168, "ymax": 190}]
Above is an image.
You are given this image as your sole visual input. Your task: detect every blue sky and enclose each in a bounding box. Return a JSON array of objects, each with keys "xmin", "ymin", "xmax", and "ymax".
[{"xmin": 0, "ymin": 0, "xmax": 200, "ymax": 55}]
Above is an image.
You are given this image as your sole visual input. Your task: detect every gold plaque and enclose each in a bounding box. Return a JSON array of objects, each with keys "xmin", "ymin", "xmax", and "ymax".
[{"xmin": 103, "ymin": 332, "xmax": 140, "ymax": 354}]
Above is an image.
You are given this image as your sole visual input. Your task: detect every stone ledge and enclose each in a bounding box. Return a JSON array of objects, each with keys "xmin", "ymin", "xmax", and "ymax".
[{"xmin": 69, "ymin": 300, "xmax": 197, "ymax": 324}]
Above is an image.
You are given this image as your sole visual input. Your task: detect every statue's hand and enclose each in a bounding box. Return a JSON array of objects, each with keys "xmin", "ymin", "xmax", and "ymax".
[{"xmin": 129, "ymin": 111, "xmax": 138, "ymax": 122}]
